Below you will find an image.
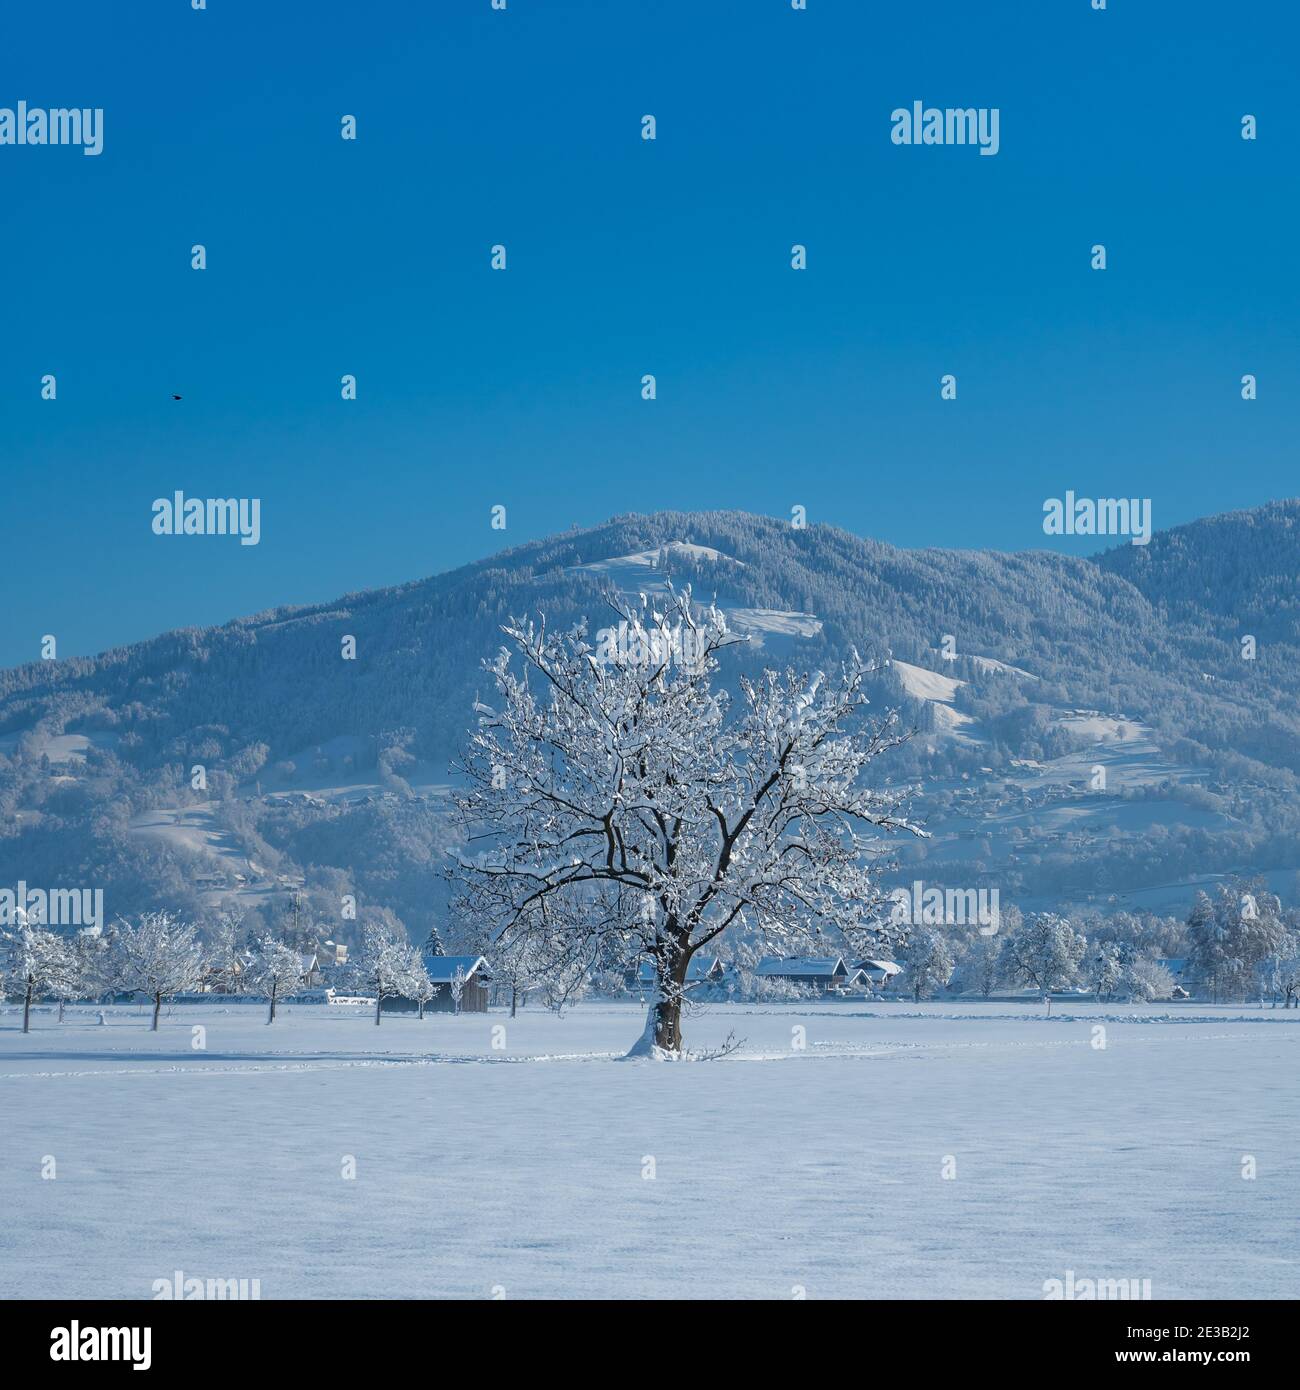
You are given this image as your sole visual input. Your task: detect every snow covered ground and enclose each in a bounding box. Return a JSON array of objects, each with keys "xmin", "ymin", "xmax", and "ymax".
[{"xmin": 1, "ymin": 1001, "xmax": 1295, "ymax": 1300}]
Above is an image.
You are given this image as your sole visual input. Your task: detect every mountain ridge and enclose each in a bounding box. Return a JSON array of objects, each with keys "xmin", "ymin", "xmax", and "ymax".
[{"xmin": 2, "ymin": 501, "xmax": 1298, "ymax": 938}]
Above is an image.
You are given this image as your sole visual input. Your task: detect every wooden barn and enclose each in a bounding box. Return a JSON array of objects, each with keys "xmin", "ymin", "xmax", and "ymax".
[{"xmin": 386, "ymin": 954, "xmax": 493, "ymax": 1014}]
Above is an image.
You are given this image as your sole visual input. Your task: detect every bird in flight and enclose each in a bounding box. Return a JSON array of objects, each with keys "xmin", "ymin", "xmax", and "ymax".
[{"xmin": 171, "ymin": 394, "xmax": 182, "ymax": 401}]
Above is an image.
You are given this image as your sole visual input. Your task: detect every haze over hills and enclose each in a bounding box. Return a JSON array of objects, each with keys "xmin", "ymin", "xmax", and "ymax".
[{"xmin": 2, "ymin": 502, "xmax": 1298, "ymax": 944}]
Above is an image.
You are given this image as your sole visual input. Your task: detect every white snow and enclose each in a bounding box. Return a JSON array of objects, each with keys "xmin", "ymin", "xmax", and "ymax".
[
  {"xmin": 2, "ymin": 1001, "xmax": 1295, "ymax": 1299},
  {"xmin": 968, "ymin": 655, "xmax": 1037, "ymax": 681},
  {"xmin": 724, "ymin": 608, "xmax": 823, "ymax": 641},
  {"xmin": 0, "ymin": 731, "xmax": 117, "ymax": 764},
  {"xmin": 891, "ymin": 660, "xmax": 981, "ymax": 740},
  {"xmin": 571, "ymin": 541, "xmax": 735, "ymax": 576},
  {"xmin": 1053, "ymin": 710, "xmax": 1149, "ymax": 744},
  {"xmin": 569, "ymin": 543, "xmax": 820, "ymax": 650},
  {"xmin": 892, "ymin": 660, "xmax": 966, "ymax": 706}
]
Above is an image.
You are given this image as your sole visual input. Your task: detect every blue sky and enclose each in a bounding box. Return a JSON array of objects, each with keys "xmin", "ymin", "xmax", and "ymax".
[{"xmin": 2, "ymin": 0, "xmax": 1297, "ymax": 668}]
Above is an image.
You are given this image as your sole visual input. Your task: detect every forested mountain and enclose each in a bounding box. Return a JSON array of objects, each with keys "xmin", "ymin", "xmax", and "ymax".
[
  {"xmin": 1097, "ymin": 498, "xmax": 1300, "ymax": 646},
  {"xmin": 3, "ymin": 502, "xmax": 1298, "ymax": 945}
]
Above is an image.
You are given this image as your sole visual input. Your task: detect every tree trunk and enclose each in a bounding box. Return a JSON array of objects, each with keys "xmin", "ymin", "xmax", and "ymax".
[
  {"xmin": 642, "ymin": 990, "xmax": 683, "ymax": 1053},
  {"xmin": 58, "ymin": 998, "xmax": 65, "ymax": 1023},
  {"xmin": 510, "ymin": 988, "xmax": 517, "ymax": 1019},
  {"xmin": 374, "ymin": 992, "xmax": 382, "ymax": 1026},
  {"xmin": 418, "ymin": 999, "xmax": 425, "ymax": 1020},
  {"xmin": 267, "ymin": 982, "xmax": 277, "ymax": 1024},
  {"xmin": 23, "ymin": 982, "xmax": 33, "ymax": 1034},
  {"xmin": 626, "ymin": 953, "xmax": 688, "ymax": 1057},
  {"xmin": 151, "ymin": 991, "xmax": 162, "ymax": 1031}
]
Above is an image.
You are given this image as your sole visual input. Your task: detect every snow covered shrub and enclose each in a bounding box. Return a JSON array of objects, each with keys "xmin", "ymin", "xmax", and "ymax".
[
  {"xmin": 753, "ymin": 976, "xmax": 816, "ymax": 1003},
  {"xmin": 1117, "ymin": 955, "xmax": 1174, "ymax": 1003}
]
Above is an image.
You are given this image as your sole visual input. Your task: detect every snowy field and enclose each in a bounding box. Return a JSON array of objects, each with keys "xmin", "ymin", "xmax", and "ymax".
[{"xmin": 1, "ymin": 1000, "xmax": 1296, "ymax": 1300}]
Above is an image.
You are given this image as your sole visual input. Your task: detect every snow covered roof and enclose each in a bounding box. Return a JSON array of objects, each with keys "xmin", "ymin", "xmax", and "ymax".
[
  {"xmin": 635, "ymin": 956, "xmax": 725, "ymax": 983},
  {"xmin": 755, "ymin": 956, "xmax": 847, "ymax": 978},
  {"xmin": 423, "ymin": 953, "xmax": 488, "ymax": 983},
  {"xmin": 857, "ymin": 959, "xmax": 902, "ymax": 977}
]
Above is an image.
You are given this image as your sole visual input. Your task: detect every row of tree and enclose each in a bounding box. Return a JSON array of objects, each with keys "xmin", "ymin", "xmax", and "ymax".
[
  {"xmin": 894, "ymin": 885, "xmax": 1300, "ymax": 1006},
  {"xmin": 0, "ymin": 911, "xmax": 463, "ymax": 1032}
]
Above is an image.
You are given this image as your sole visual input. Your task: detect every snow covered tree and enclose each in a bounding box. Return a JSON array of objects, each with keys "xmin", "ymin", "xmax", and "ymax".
[
  {"xmin": 250, "ymin": 936, "xmax": 304, "ymax": 1023},
  {"xmin": 70, "ymin": 928, "xmax": 113, "ymax": 1005},
  {"xmin": 1257, "ymin": 931, "xmax": 1300, "ymax": 1008},
  {"xmin": 1116, "ymin": 953, "xmax": 1174, "ymax": 1002},
  {"xmin": 486, "ymin": 932, "xmax": 551, "ymax": 1017},
  {"xmin": 403, "ymin": 948, "xmax": 437, "ymax": 1019},
  {"xmin": 207, "ymin": 910, "xmax": 251, "ymax": 994},
  {"xmin": 1184, "ymin": 891, "xmax": 1228, "ymax": 1002},
  {"xmin": 49, "ymin": 938, "xmax": 86, "ymax": 1022},
  {"xmin": 2, "ymin": 913, "xmax": 77, "ymax": 1032},
  {"xmin": 996, "ymin": 912, "xmax": 1086, "ymax": 994},
  {"xmin": 897, "ymin": 927, "xmax": 954, "ymax": 1001},
  {"xmin": 111, "ymin": 911, "xmax": 205, "ymax": 1030},
  {"xmin": 955, "ymin": 927, "xmax": 1002, "ymax": 998},
  {"xmin": 752, "ymin": 974, "xmax": 815, "ymax": 1003},
  {"xmin": 450, "ymin": 587, "xmax": 920, "ymax": 1056},
  {"xmin": 423, "ymin": 924, "xmax": 446, "ymax": 958},
  {"xmin": 350, "ymin": 918, "xmax": 413, "ymax": 1025},
  {"xmin": 1186, "ymin": 884, "xmax": 1287, "ymax": 1002},
  {"xmin": 1088, "ymin": 941, "xmax": 1124, "ymax": 1001},
  {"xmin": 448, "ymin": 964, "xmax": 467, "ymax": 1015}
]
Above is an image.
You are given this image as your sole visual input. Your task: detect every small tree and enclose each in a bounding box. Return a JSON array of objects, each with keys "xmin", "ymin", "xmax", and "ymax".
[
  {"xmin": 403, "ymin": 949, "xmax": 437, "ymax": 1019},
  {"xmin": 351, "ymin": 919, "xmax": 413, "ymax": 1025},
  {"xmin": 1088, "ymin": 941, "xmax": 1124, "ymax": 1001},
  {"xmin": 112, "ymin": 911, "xmax": 205, "ymax": 1030},
  {"xmin": 997, "ymin": 913, "xmax": 1086, "ymax": 995},
  {"xmin": 71, "ymin": 929, "xmax": 113, "ymax": 1005},
  {"xmin": 1257, "ymin": 931, "xmax": 1300, "ymax": 1008},
  {"xmin": 897, "ymin": 927, "xmax": 954, "ymax": 1001},
  {"xmin": 448, "ymin": 964, "xmax": 467, "ymax": 1015},
  {"xmin": 488, "ymin": 933, "xmax": 549, "ymax": 1017},
  {"xmin": 956, "ymin": 930, "xmax": 1001, "ymax": 998},
  {"xmin": 251, "ymin": 937, "xmax": 305, "ymax": 1023},
  {"xmin": 207, "ymin": 910, "xmax": 250, "ymax": 994},
  {"xmin": 2, "ymin": 914, "xmax": 77, "ymax": 1033}
]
